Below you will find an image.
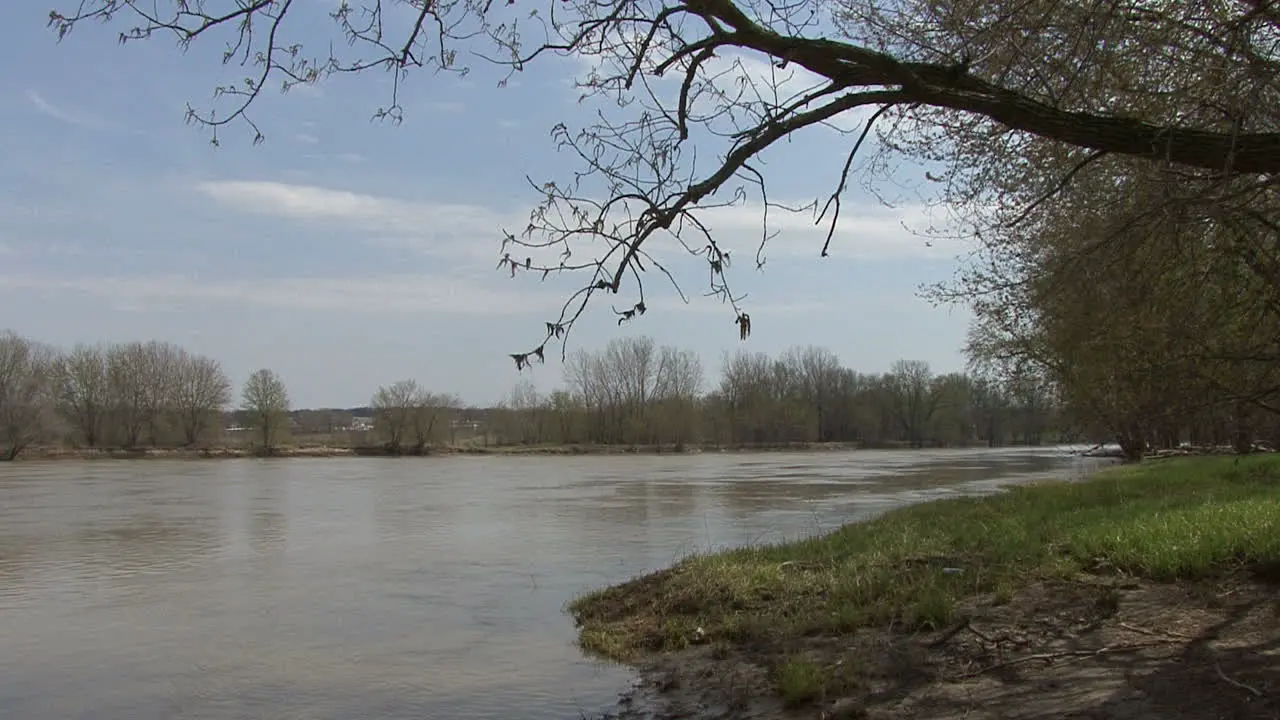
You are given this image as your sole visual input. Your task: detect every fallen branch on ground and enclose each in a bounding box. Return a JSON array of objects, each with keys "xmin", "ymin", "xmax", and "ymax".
[
  {"xmin": 1215, "ymin": 662, "xmax": 1263, "ymax": 697},
  {"xmin": 955, "ymin": 640, "xmax": 1179, "ymax": 678}
]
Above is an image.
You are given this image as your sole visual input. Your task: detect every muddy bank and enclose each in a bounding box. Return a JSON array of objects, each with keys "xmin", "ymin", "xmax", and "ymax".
[{"xmin": 606, "ymin": 573, "xmax": 1278, "ymax": 719}]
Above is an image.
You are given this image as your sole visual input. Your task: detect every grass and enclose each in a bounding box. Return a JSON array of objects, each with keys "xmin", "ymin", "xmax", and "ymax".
[
  {"xmin": 568, "ymin": 455, "xmax": 1280, "ymax": 663},
  {"xmin": 773, "ymin": 654, "xmax": 859, "ymax": 708}
]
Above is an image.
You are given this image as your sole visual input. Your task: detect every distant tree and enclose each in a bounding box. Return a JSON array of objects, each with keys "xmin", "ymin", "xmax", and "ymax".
[
  {"xmin": 410, "ymin": 390, "xmax": 460, "ymax": 451},
  {"xmin": 55, "ymin": 343, "xmax": 110, "ymax": 447},
  {"xmin": 106, "ymin": 342, "xmax": 149, "ymax": 448},
  {"xmin": 0, "ymin": 331, "xmax": 58, "ymax": 460},
  {"xmin": 137, "ymin": 341, "xmax": 183, "ymax": 446},
  {"xmin": 172, "ymin": 351, "xmax": 231, "ymax": 446},
  {"xmin": 371, "ymin": 379, "xmax": 419, "ymax": 452},
  {"xmin": 884, "ymin": 360, "xmax": 941, "ymax": 448},
  {"xmin": 241, "ymin": 369, "xmax": 290, "ymax": 451}
]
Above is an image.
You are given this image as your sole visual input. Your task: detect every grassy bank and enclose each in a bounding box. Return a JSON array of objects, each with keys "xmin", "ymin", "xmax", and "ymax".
[{"xmin": 570, "ymin": 455, "xmax": 1280, "ymax": 663}]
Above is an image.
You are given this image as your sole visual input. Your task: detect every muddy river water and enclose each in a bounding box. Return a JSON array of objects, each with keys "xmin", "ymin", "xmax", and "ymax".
[{"xmin": 0, "ymin": 448, "xmax": 1107, "ymax": 719}]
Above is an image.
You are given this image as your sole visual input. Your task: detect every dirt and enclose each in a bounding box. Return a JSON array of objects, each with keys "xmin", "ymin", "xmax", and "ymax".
[{"xmin": 602, "ymin": 571, "xmax": 1280, "ymax": 720}]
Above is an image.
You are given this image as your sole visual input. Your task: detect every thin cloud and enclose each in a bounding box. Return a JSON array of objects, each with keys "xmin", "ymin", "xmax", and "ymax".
[
  {"xmin": 0, "ymin": 273, "xmax": 561, "ymax": 316},
  {"xmin": 573, "ymin": 197, "xmax": 969, "ymax": 263},
  {"xmin": 294, "ymin": 132, "xmax": 320, "ymax": 144},
  {"xmin": 198, "ymin": 178, "xmax": 967, "ymax": 273},
  {"xmin": 692, "ymin": 200, "xmax": 972, "ymax": 262},
  {"xmin": 648, "ymin": 295, "xmax": 829, "ymax": 316},
  {"xmin": 427, "ymin": 100, "xmax": 466, "ymax": 113},
  {"xmin": 24, "ymin": 90, "xmax": 100, "ymax": 128},
  {"xmin": 195, "ymin": 179, "xmax": 527, "ymax": 263}
]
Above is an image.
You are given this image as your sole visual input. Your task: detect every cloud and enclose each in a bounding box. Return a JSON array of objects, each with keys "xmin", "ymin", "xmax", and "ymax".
[
  {"xmin": 195, "ymin": 179, "xmax": 527, "ymax": 262},
  {"xmin": 427, "ymin": 100, "xmax": 466, "ymax": 113},
  {"xmin": 287, "ymin": 82, "xmax": 325, "ymax": 98},
  {"xmin": 692, "ymin": 200, "xmax": 973, "ymax": 262},
  {"xmin": 24, "ymin": 90, "xmax": 101, "ymax": 129},
  {"xmin": 196, "ymin": 179, "xmax": 966, "ymax": 272},
  {"xmin": 647, "ymin": 295, "xmax": 828, "ymax": 316},
  {"xmin": 294, "ymin": 133, "xmax": 320, "ymax": 144},
  {"xmin": 0, "ymin": 273, "xmax": 558, "ymax": 316}
]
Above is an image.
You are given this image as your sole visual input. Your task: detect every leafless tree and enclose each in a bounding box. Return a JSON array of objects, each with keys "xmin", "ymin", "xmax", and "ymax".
[
  {"xmin": 127, "ymin": 341, "xmax": 183, "ymax": 445},
  {"xmin": 500, "ymin": 378, "xmax": 545, "ymax": 444},
  {"xmin": 0, "ymin": 331, "xmax": 58, "ymax": 460},
  {"xmin": 106, "ymin": 342, "xmax": 150, "ymax": 448},
  {"xmin": 48, "ymin": 0, "xmax": 1280, "ymax": 364},
  {"xmin": 372, "ymin": 379, "xmax": 421, "ymax": 452},
  {"xmin": 410, "ymin": 390, "xmax": 460, "ymax": 450},
  {"xmin": 884, "ymin": 359, "xmax": 941, "ymax": 448},
  {"xmin": 172, "ymin": 350, "xmax": 232, "ymax": 446},
  {"xmin": 55, "ymin": 343, "xmax": 110, "ymax": 447},
  {"xmin": 241, "ymin": 368, "xmax": 291, "ymax": 450},
  {"xmin": 651, "ymin": 345, "xmax": 703, "ymax": 448}
]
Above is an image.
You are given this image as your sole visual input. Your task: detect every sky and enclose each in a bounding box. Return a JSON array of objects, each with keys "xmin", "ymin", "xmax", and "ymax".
[{"xmin": 0, "ymin": 2, "xmax": 976, "ymax": 409}]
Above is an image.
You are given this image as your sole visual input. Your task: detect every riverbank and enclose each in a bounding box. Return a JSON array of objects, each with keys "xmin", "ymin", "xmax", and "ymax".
[
  {"xmin": 572, "ymin": 456, "xmax": 1280, "ymax": 719},
  {"xmin": 11, "ymin": 440, "xmax": 931, "ymax": 461}
]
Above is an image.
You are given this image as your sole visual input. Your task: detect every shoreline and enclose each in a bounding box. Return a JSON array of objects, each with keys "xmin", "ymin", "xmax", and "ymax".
[
  {"xmin": 573, "ymin": 456, "xmax": 1279, "ymax": 719},
  {"xmin": 6, "ymin": 441, "xmax": 1079, "ymax": 462}
]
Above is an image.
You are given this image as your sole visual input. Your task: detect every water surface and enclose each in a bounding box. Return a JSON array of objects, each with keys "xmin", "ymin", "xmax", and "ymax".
[{"xmin": 0, "ymin": 447, "xmax": 1105, "ymax": 719}]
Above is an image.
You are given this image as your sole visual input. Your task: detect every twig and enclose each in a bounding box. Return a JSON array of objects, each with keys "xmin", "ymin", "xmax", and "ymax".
[
  {"xmin": 967, "ymin": 623, "xmax": 997, "ymax": 644},
  {"xmin": 957, "ymin": 641, "xmax": 1175, "ymax": 678},
  {"xmin": 1118, "ymin": 622, "xmax": 1192, "ymax": 640},
  {"xmin": 928, "ymin": 618, "xmax": 971, "ymax": 648},
  {"xmin": 1215, "ymin": 662, "xmax": 1263, "ymax": 698},
  {"xmin": 1005, "ymin": 150, "xmax": 1109, "ymax": 228},
  {"xmin": 928, "ymin": 618, "xmax": 998, "ymax": 648}
]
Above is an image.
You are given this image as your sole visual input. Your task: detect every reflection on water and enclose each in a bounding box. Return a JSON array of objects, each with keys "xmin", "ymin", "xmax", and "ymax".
[{"xmin": 0, "ymin": 447, "xmax": 1107, "ymax": 719}]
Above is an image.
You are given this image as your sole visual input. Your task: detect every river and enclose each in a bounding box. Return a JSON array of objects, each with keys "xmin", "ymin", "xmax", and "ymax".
[{"xmin": 0, "ymin": 447, "xmax": 1107, "ymax": 719}]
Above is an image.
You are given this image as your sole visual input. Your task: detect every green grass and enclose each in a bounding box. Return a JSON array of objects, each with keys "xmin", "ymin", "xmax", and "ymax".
[
  {"xmin": 773, "ymin": 654, "xmax": 859, "ymax": 708},
  {"xmin": 568, "ymin": 455, "xmax": 1280, "ymax": 663}
]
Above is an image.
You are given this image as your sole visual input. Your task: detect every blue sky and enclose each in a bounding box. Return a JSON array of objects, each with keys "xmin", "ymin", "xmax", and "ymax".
[{"xmin": 0, "ymin": 3, "xmax": 974, "ymax": 408}]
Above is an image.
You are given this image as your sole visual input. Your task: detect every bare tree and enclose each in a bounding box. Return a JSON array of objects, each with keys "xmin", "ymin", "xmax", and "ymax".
[
  {"xmin": 48, "ymin": 0, "xmax": 1280, "ymax": 365},
  {"xmin": 137, "ymin": 341, "xmax": 183, "ymax": 445},
  {"xmin": 410, "ymin": 390, "xmax": 460, "ymax": 451},
  {"xmin": 105, "ymin": 342, "xmax": 150, "ymax": 448},
  {"xmin": 0, "ymin": 332, "xmax": 58, "ymax": 460},
  {"xmin": 172, "ymin": 351, "xmax": 232, "ymax": 446},
  {"xmin": 372, "ymin": 379, "xmax": 420, "ymax": 452},
  {"xmin": 884, "ymin": 360, "xmax": 941, "ymax": 448},
  {"xmin": 55, "ymin": 343, "xmax": 110, "ymax": 447},
  {"xmin": 652, "ymin": 345, "xmax": 703, "ymax": 448},
  {"xmin": 241, "ymin": 368, "xmax": 290, "ymax": 451}
]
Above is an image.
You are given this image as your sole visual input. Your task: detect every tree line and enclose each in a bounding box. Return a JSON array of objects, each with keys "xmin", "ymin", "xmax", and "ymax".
[
  {"xmin": 0, "ymin": 331, "xmax": 300, "ymax": 459},
  {"xmin": 485, "ymin": 336, "xmax": 1065, "ymax": 450},
  {"xmin": 0, "ymin": 330, "xmax": 1070, "ymax": 460}
]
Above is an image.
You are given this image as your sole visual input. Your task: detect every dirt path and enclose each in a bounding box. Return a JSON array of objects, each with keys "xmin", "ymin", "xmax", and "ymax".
[{"xmin": 605, "ymin": 571, "xmax": 1279, "ymax": 719}]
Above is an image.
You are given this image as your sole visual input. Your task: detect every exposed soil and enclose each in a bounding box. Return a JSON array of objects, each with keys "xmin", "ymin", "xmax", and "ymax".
[{"xmin": 603, "ymin": 571, "xmax": 1280, "ymax": 719}]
